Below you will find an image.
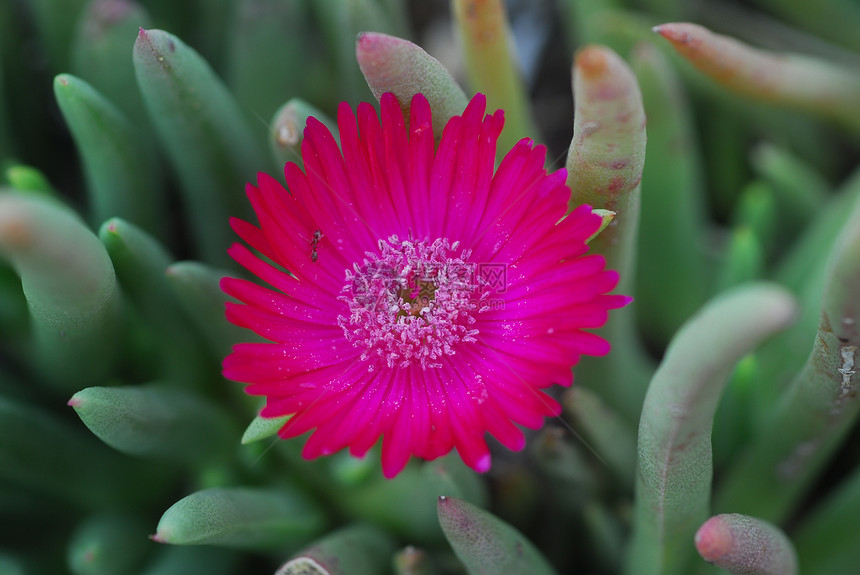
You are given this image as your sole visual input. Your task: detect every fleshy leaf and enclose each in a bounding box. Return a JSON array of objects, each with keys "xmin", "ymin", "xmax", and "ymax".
[
  {"xmin": 153, "ymin": 486, "xmax": 326, "ymax": 550},
  {"xmin": 356, "ymin": 32, "xmax": 468, "ymax": 138},
  {"xmin": 335, "ymin": 454, "xmax": 488, "ymax": 545},
  {"xmin": 626, "ymin": 283, "xmax": 797, "ymax": 575},
  {"xmin": 716, "ymin": 189, "xmax": 860, "ymax": 522},
  {"xmin": 451, "ymin": 0, "xmax": 537, "ymax": 156},
  {"xmin": 165, "ymin": 260, "xmax": 253, "ymax": 358},
  {"xmin": 56, "ymin": 76, "xmax": 165, "ymax": 240},
  {"xmin": 70, "ymin": 0, "xmax": 153, "ymax": 134},
  {"xmin": 0, "ymin": 192, "xmax": 120, "ymax": 391},
  {"xmin": 99, "ymin": 218, "xmax": 208, "ymax": 385},
  {"xmin": 437, "ymin": 496, "xmax": 557, "ymax": 575},
  {"xmin": 226, "ymin": 0, "xmax": 327, "ymax": 131},
  {"xmin": 631, "ymin": 41, "xmax": 707, "ymax": 344},
  {"xmin": 565, "ymin": 44, "xmax": 652, "ymax": 423},
  {"xmin": 69, "ymin": 384, "xmax": 236, "ymax": 464},
  {"xmin": 133, "ymin": 28, "xmax": 264, "ymax": 265},
  {"xmin": 695, "ymin": 514, "xmax": 797, "ymax": 575},
  {"xmin": 654, "ymin": 22, "xmax": 860, "ymax": 132},
  {"xmin": 562, "ymin": 386, "xmax": 637, "ymax": 484},
  {"xmin": 241, "ymin": 413, "xmax": 291, "ymax": 445}
]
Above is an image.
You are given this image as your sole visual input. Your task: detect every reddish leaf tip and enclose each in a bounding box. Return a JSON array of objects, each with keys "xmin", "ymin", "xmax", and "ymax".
[
  {"xmin": 695, "ymin": 516, "xmax": 733, "ymax": 562},
  {"xmin": 576, "ymin": 46, "xmax": 609, "ymax": 79}
]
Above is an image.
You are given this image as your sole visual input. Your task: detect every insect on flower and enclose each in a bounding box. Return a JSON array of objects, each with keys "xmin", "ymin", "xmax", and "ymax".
[{"xmin": 310, "ymin": 229, "xmax": 323, "ymax": 263}]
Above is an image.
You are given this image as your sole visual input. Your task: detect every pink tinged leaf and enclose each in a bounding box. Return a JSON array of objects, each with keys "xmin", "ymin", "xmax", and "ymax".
[
  {"xmin": 654, "ymin": 22, "xmax": 860, "ymax": 132},
  {"xmin": 696, "ymin": 514, "xmax": 798, "ymax": 575}
]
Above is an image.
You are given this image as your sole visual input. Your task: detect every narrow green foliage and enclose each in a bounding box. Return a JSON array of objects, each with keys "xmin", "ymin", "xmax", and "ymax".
[
  {"xmin": 55, "ymin": 75, "xmax": 165, "ymax": 239},
  {"xmin": 154, "ymin": 486, "xmax": 327, "ymax": 549},
  {"xmin": 133, "ymin": 28, "xmax": 264, "ymax": 265},
  {"xmin": 99, "ymin": 218, "xmax": 209, "ymax": 384},
  {"xmin": 716, "ymin": 194, "xmax": 860, "ymax": 523},
  {"xmin": 0, "ymin": 193, "xmax": 120, "ymax": 391},
  {"xmin": 70, "ymin": 0, "xmax": 153, "ymax": 133},
  {"xmin": 69, "ymin": 384, "xmax": 236, "ymax": 464},
  {"xmin": 227, "ymin": 0, "xmax": 327, "ymax": 134},
  {"xmin": 754, "ymin": 171, "xmax": 860, "ymax": 404},
  {"xmin": 793, "ymin": 464, "xmax": 860, "ymax": 574},
  {"xmin": 694, "ymin": 514, "xmax": 797, "ymax": 575},
  {"xmin": 655, "ymin": 22, "xmax": 860, "ymax": 132},
  {"xmin": 732, "ymin": 181, "xmax": 777, "ymax": 253},
  {"xmin": 25, "ymin": 0, "xmax": 88, "ymax": 71},
  {"xmin": 4, "ymin": 165, "xmax": 57, "ymax": 196},
  {"xmin": 437, "ymin": 496, "xmax": 557, "ymax": 575},
  {"xmin": 632, "ymin": 41, "xmax": 708, "ymax": 344},
  {"xmin": 276, "ymin": 524, "xmax": 396, "ymax": 575},
  {"xmin": 67, "ymin": 512, "xmax": 150, "ymax": 575},
  {"xmin": 451, "ymin": 0, "xmax": 538, "ymax": 156},
  {"xmin": 747, "ymin": 0, "xmax": 860, "ymax": 53},
  {"xmin": 750, "ymin": 144, "xmax": 829, "ymax": 238},
  {"xmin": 356, "ymin": 32, "xmax": 469, "ymax": 139},
  {"xmin": 241, "ymin": 413, "xmax": 291, "ymax": 444},
  {"xmin": 531, "ymin": 427, "xmax": 597, "ymax": 512},
  {"xmin": 626, "ymin": 284, "xmax": 796, "ymax": 575},
  {"xmin": 715, "ymin": 227, "xmax": 764, "ymax": 291}
]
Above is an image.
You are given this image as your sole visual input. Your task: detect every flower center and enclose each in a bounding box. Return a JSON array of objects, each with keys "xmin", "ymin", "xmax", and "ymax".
[{"xmin": 338, "ymin": 236, "xmax": 486, "ymax": 369}]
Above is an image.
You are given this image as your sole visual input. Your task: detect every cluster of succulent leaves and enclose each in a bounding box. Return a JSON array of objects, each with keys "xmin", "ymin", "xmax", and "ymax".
[{"xmin": 1, "ymin": 0, "xmax": 860, "ymax": 574}]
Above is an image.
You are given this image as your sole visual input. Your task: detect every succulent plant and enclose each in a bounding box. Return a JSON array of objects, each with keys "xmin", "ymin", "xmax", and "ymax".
[{"xmin": 2, "ymin": 1, "xmax": 860, "ymax": 574}]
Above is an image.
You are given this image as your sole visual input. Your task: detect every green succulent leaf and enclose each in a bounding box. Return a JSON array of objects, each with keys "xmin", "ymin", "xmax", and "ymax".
[
  {"xmin": 565, "ymin": 44, "xmax": 653, "ymax": 424},
  {"xmin": 356, "ymin": 32, "xmax": 468, "ymax": 138},
  {"xmin": 627, "ymin": 283, "xmax": 797, "ymax": 575},
  {"xmin": 437, "ymin": 496, "xmax": 557, "ymax": 575},
  {"xmin": 69, "ymin": 384, "xmax": 236, "ymax": 464},
  {"xmin": 55, "ymin": 75, "xmax": 165, "ymax": 239},
  {"xmin": 154, "ymin": 486, "xmax": 327, "ymax": 550},
  {"xmin": 133, "ymin": 28, "xmax": 264, "ymax": 265},
  {"xmin": 0, "ymin": 192, "xmax": 120, "ymax": 391}
]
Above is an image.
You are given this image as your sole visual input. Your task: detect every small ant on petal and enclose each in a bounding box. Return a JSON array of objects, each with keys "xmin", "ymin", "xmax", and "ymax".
[{"xmin": 310, "ymin": 229, "xmax": 323, "ymax": 262}]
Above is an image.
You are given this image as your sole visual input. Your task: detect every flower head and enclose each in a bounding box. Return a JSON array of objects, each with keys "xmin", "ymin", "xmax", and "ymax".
[{"xmin": 222, "ymin": 92, "xmax": 630, "ymax": 478}]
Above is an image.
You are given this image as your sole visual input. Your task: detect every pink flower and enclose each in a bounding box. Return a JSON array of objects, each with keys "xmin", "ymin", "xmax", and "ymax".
[{"xmin": 222, "ymin": 92, "xmax": 630, "ymax": 478}]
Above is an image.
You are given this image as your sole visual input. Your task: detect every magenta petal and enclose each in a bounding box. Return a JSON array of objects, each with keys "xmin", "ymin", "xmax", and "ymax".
[{"xmin": 222, "ymin": 91, "xmax": 630, "ymax": 478}]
